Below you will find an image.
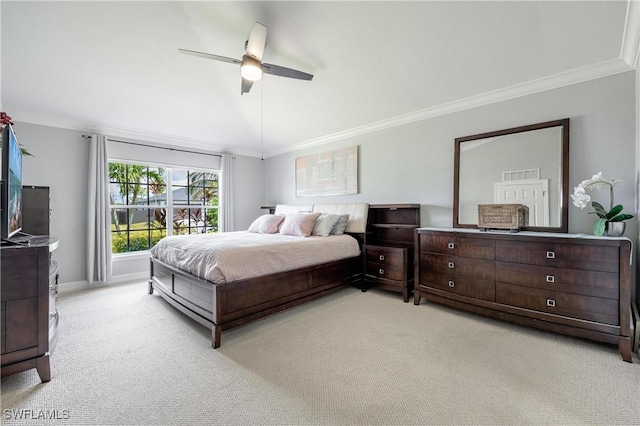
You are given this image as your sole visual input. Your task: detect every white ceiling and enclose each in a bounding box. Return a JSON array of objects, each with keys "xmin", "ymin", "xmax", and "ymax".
[{"xmin": 1, "ymin": 1, "xmax": 638, "ymax": 158}]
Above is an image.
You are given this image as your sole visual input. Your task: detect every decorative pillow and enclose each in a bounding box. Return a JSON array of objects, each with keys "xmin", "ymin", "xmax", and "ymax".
[
  {"xmin": 311, "ymin": 213, "xmax": 342, "ymax": 237},
  {"xmin": 279, "ymin": 213, "xmax": 322, "ymax": 237},
  {"xmin": 330, "ymin": 214, "xmax": 350, "ymax": 235},
  {"xmin": 247, "ymin": 214, "xmax": 285, "ymax": 234}
]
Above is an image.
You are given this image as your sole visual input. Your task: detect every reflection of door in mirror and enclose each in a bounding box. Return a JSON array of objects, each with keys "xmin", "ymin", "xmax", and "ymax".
[
  {"xmin": 457, "ymin": 125, "xmax": 564, "ymax": 228},
  {"xmin": 494, "ymin": 169, "xmax": 549, "ymax": 226}
]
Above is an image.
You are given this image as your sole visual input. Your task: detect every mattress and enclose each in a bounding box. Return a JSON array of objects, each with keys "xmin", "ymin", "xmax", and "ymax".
[{"xmin": 150, "ymin": 231, "xmax": 361, "ymax": 284}]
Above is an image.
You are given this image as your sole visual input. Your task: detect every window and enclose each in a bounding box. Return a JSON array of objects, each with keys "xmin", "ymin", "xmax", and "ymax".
[{"xmin": 109, "ymin": 162, "xmax": 219, "ymax": 254}]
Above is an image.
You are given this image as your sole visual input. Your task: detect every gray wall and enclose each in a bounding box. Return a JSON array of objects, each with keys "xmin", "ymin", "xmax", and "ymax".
[
  {"xmin": 14, "ymin": 124, "xmax": 89, "ymax": 285},
  {"xmin": 264, "ymin": 71, "xmax": 638, "ymax": 302},
  {"xmin": 15, "ymin": 122, "xmax": 264, "ymax": 285}
]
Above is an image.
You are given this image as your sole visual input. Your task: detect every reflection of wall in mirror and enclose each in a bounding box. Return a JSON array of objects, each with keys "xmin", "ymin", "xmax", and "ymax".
[{"xmin": 458, "ymin": 127, "xmax": 562, "ymax": 226}]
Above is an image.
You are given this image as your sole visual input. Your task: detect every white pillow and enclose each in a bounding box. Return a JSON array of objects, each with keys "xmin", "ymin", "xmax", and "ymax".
[
  {"xmin": 247, "ymin": 214, "xmax": 285, "ymax": 234},
  {"xmin": 330, "ymin": 214, "xmax": 350, "ymax": 235},
  {"xmin": 279, "ymin": 213, "xmax": 321, "ymax": 237},
  {"xmin": 311, "ymin": 213, "xmax": 342, "ymax": 237}
]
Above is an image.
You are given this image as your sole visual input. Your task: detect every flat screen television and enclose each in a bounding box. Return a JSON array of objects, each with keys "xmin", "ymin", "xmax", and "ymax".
[{"xmin": 1, "ymin": 124, "xmax": 23, "ymax": 240}]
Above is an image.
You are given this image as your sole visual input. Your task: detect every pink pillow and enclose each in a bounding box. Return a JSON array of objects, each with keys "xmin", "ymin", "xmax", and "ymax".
[
  {"xmin": 247, "ymin": 214, "xmax": 285, "ymax": 234},
  {"xmin": 279, "ymin": 213, "xmax": 321, "ymax": 237}
]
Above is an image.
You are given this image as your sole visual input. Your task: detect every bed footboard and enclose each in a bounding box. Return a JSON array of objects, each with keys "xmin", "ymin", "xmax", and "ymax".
[{"xmin": 149, "ymin": 256, "xmax": 361, "ymax": 348}]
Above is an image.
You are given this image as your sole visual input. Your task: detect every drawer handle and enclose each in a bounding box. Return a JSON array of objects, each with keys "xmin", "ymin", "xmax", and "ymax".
[
  {"xmin": 546, "ymin": 299, "xmax": 556, "ymax": 307},
  {"xmin": 546, "ymin": 251, "xmax": 555, "ymax": 259},
  {"xmin": 448, "ymin": 262, "xmax": 455, "ymax": 269},
  {"xmin": 546, "ymin": 275, "xmax": 555, "ymax": 283},
  {"xmin": 448, "ymin": 280, "xmax": 455, "ymax": 288},
  {"xmin": 379, "ymin": 254, "xmax": 385, "ymax": 261},
  {"xmin": 379, "ymin": 268, "xmax": 384, "ymax": 275},
  {"xmin": 448, "ymin": 242, "xmax": 455, "ymax": 249}
]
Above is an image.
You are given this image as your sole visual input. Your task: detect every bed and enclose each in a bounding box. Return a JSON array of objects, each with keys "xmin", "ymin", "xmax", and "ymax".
[{"xmin": 148, "ymin": 202, "xmax": 369, "ymax": 348}]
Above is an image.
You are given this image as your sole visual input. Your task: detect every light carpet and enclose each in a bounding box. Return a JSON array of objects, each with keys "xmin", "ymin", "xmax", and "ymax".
[{"xmin": 1, "ymin": 281, "xmax": 639, "ymax": 425}]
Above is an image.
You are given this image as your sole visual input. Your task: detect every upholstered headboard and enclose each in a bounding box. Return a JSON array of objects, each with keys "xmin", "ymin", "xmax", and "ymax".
[
  {"xmin": 274, "ymin": 204, "xmax": 313, "ymax": 215},
  {"xmin": 312, "ymin": 203, "xmax": 369, "ymax": 234},
  {"xmin": 274, "ymin": 203, "xmax": 369, "ymax": 234}
]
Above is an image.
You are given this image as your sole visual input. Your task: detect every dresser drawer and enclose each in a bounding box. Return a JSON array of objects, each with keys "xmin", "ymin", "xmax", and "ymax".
[
  {"xmin": 1, "ymin": 248, "xmax": 43, "ymax": 302},
  {"xmin": 419, "ymin": 233, "xmax": 494, "ymax": 260},
  {"xmin": 496, "ymin": 262, "xmax": 619, "ymax": 300},
  {"xmin": 421, "ymin": 272, "xmax": 495, "ymax": 301},
  {"xmin": 495, "ymin": 240, "xmax": 619, "ymax": 273},
  {"xmin": 496, "ymin": 283, "xmax": 619, "ymax": 325},
  {"xmin": 365, "ymin": 262, "xmax": 404, "ymax": 281},
  {"xmin": 420, "ymin": 252, "xmax": 494, "ymax": 281}
]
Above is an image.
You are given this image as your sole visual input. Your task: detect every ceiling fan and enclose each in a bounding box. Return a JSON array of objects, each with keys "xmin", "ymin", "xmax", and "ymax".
[{"xmin": 179, "ymin": 21, "xmax": 313, "ymax": 95}]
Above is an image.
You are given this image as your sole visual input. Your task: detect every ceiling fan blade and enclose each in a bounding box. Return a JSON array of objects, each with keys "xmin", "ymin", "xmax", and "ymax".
[
  {"xmin": 245, "ymin": 22, "xmax": 267, "ymax": 61},
  {"xmin": 262, "ymin": 63, "xmax": 313, "ymax": 81},
  {"xmin": 241, "ymin": 78, "xmax": 253, "ymax": 95},
  {"xmin": 178, "ymin": 49, "xmax": 241, "ymax": 64}
]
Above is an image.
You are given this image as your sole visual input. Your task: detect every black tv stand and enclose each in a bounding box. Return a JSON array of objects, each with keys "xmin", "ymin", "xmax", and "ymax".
[{"xmin": 1, "ymin": 233, "xmax": 55, "ymax": 248}]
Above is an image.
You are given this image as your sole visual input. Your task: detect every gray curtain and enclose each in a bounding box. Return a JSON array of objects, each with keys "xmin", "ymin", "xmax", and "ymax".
[
  {"xmin": 87, "ymin": 134, "xmax": 112, "ymax": 283},
  {"xmin": 219, "ymin": 153, "xmax": 234, "ymax": 232}
]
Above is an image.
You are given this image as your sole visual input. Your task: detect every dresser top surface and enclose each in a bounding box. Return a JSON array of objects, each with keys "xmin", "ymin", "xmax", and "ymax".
[{"xmin": 417, "ymin": 227, "xmax": 632, "ymax": 243}]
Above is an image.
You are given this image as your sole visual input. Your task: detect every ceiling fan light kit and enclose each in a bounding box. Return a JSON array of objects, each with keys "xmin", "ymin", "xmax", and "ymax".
[
  {"xmin": 179, "ymin": 21, "xmax": 313, "ymax": 94},
  {"xmin": 240, "ymin": 55, "xmax": 263, "ymax": 81}
]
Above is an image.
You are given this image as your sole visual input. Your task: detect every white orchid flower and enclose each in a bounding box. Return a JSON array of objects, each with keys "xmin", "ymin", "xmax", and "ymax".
[{"xmin": 571, "ymin": 185, "xmax": 591, "ymax": 209}]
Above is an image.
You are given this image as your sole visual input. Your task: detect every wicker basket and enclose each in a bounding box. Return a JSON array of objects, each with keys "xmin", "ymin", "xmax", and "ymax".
[{"xmin": 478, "ymin": 204, "xmax": 529, "ymax": 232}]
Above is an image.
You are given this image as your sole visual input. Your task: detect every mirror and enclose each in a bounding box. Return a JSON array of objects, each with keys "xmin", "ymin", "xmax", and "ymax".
[{"xmin": 453, "ymin": 118, "xmax": 569, "ymax": 233}]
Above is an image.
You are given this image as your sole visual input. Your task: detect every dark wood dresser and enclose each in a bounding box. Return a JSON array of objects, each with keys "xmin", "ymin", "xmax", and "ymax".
[
  {"xmin": 414, "ymin": 228, "xmax": 633, "ymax": 362},
  {"xmin": 1, "ymin": 236, "xmax": 59, "ymax": 381},
  {"xmin": 363, "ymin": 204, "xmax": 420, "ymax": 302}
]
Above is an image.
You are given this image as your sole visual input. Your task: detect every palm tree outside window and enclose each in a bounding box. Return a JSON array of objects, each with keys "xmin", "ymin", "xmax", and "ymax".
[{"xmin": 108, "ymin": 162, "xmax": 219, "ymax": 253}]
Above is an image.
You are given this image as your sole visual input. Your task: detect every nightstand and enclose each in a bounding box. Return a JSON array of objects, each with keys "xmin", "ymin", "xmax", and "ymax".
[{"xmin": 363, "ymin": 204, "xmax": 420, "ymax": 302}]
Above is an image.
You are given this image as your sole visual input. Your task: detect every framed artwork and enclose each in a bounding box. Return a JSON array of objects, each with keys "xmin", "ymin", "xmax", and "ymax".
[{"xmin": 295, "ymin": 146, "xmax": 358, "ymax": 197}]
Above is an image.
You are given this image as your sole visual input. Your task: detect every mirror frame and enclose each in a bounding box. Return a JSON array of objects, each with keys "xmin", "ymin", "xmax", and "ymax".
[{"xmin": 453, "ymin": 118, "xmax": 570, "ymax": 233}]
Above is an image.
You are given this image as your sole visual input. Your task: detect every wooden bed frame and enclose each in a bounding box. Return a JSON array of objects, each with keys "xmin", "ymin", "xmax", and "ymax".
[
  {"xmin": 148, "ymin": 203, "xmax": 369, "ymax": 348},
  {"xmin": 148, "ymin": 233, "xmax": 363, "ymax": 348}
]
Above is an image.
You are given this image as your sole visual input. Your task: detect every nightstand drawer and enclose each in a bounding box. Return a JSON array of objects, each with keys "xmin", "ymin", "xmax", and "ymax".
[
  {"xmin": 365, "ymin": 247, "xmax": 404, "ymax": 265},
  {"xmin": 365, "ymin": 262, "xmax": 404, "ymax": 281}
]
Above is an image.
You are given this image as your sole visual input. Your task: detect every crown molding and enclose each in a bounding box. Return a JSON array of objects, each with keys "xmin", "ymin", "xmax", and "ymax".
[
  {"xmin": 621, "ymin": 0, "xmax": 640, "ymax": 68},
  {"xmin": 266, "ymin": 58, "xmax": 633, "ymax": 158},
  {"xmin": 14, "ymin": 112, "xmax": 262, "ymax": 158}
]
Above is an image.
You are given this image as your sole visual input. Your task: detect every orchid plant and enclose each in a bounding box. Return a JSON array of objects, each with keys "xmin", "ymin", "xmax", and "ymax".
[
  {"xmin": 0, "ymin": 112, "xmax": 13, "ymax": 127},
  {"xmin": 0, "ymin": 111, "xmax": 32, "ymax": 156},
  {"xmin": 571, "ymin": 172, "xmax": 634, "ymax": 236}
]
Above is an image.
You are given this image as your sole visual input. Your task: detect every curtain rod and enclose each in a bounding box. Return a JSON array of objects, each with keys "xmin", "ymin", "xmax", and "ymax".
[{"xmin": 82, "ymin": 134, "xmax": 222, "ymax": 158}]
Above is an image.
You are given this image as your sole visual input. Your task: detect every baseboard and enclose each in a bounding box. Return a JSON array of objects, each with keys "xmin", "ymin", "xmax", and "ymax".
[
  {"xmin": 58, "ymin": 280, "xmax": 89, "ymax": 293},
  {"xmin": 58, "ymin": 272, "xmax": 148, "ymax": 294},
  {"xmin": 632, "ymin": 302, "xmax": 639, "ymax": 355}
]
